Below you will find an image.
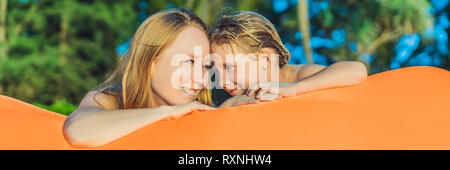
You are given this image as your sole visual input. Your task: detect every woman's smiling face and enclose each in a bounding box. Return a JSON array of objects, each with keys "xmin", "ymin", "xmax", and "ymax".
[{"xmin": 151, "ymin": 26, "xmax": 211, "ymax": 105}]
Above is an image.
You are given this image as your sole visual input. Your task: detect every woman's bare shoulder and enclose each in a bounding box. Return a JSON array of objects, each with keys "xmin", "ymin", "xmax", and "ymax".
[{"xmin": 79, "ymin": 90, "xmax": 119, "ymax": 110}]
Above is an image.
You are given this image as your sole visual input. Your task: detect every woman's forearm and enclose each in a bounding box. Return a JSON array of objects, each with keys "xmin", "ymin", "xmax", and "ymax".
[
  {"xmin": 63, "ymin": 105, "xmax": 174, "ymax": 147},
  {"xmin": 290, "ymin": 61, "xmax": 367, "ymax": 94}
]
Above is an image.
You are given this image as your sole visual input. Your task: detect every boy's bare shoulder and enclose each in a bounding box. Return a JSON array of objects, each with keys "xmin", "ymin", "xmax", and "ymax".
[
  {"xmin": 279, "ymin": 65, "xmax": 307, "ymax": 81},
  {"xmin": 280, "ymin": 64, "xmax": 326, "ymax": 81}
]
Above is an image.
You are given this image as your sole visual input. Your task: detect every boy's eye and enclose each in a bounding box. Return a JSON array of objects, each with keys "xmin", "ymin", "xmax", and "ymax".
[
  {"xmin": 184, "ymin": 59, "xmax": 194, "ymax": 64},
  {"xmin": 202, "ymin": 64, "xmax": 213, "ymax": 69},
  {"xmin": 225, "ymin": 65, "xmax": 235, "ymax": 71}
]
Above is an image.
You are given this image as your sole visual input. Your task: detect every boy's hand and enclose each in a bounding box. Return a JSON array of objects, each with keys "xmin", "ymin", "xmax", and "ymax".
[
  {"xmin": 218, "ymin": 95, "xmax": 260, "ymax": 108},
  {"xmin": 245, "ymin": 82, "xmax": 297, "ymax": 101}
]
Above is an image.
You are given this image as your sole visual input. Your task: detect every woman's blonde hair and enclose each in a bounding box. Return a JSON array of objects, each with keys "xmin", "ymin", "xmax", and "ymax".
[
  {"xmin": 96, "ymin": 8, "xmax": 211, "ymax": 108},
  {"xmin": 210, "ymin": 11, "xmax": 290, "ymax": 68}
]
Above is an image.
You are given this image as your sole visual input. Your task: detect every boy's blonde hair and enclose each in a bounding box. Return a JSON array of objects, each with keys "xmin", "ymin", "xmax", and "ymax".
[{"xmin": 210, "ymin": 11, "xmax": 290, "ymax": 68}]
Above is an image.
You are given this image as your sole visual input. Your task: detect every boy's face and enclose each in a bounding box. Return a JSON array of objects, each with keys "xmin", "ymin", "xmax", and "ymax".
[{"xmin": 211, "ymin": 44, "xmax": 270, "ymax": 96}]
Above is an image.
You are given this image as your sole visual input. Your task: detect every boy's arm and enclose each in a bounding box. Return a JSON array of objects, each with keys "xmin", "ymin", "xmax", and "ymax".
[{"xmin": 253, "ymin": 61, "xmax": 368, "ymax": 100}]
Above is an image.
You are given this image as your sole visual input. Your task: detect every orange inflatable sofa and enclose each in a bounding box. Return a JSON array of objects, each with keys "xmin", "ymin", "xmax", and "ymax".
[{"xmin": 0, "ymin": 66, "xmax": 449, "ymax": 150}]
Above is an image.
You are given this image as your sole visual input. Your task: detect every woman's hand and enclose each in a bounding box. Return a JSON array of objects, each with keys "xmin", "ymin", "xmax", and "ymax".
[
  {"xmin": 164, "ymin": 101, "xmax": 215, "ymax": 120},
  {"xmin": 218, "ymin": 95, "xmax": 260, "ymax": 108}
]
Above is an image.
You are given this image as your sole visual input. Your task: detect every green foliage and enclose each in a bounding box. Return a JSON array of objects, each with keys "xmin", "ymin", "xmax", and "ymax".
[
  {"xmin": 1, "ymin": 0, "xmax": 139, "ymax": 105},
  {"xmin": 313, "ymin": 0, "xmax": 434, "ymax": 68},
  {"xmin": 33, "ymin": 99, "xmax": 77, "ymax": 115}
]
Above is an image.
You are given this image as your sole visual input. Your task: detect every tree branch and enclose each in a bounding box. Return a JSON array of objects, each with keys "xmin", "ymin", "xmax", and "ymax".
[
  {"xmin": 0, "ymin": 0, "xmax": 7, "ymax": 59},
  {"xmin": 298, "ymin": 0, "xmax": 314, "ymax": 64},
  {"xmin": 14, "ymin": 1, "xmax": 38, "ymax": 35}
]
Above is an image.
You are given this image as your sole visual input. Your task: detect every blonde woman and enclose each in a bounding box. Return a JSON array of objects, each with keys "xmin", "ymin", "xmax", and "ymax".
[
  {"xmin": 63, "ymin": 9, "xmax": 215, "ymax": 147},
  {"xmin": 210, "ymin": 11, "xmax": 368, "ymax": 105}
]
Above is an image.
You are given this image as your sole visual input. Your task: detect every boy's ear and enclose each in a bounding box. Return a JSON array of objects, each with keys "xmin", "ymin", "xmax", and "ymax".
[{"xmin": 259, "ymin": 48, "xmax": 273, "ymax": 70}]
